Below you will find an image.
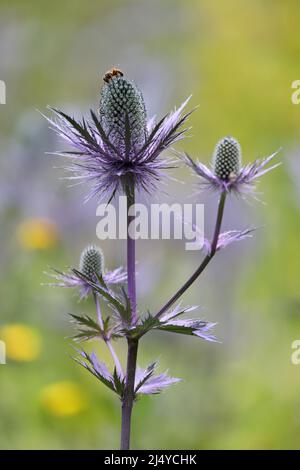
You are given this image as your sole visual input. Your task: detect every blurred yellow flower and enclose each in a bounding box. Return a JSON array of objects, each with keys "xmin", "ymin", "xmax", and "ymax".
[
  {"xmin": 0, "ymin": 324, "xmax": 41, "ymax": 362},
  {"xmin": 40, "ymin": 381, "xmax": 87, "ymax": 417},
  {"xmin": 17, "ymin": 218, "xmax": 58, "ymax": 250}
]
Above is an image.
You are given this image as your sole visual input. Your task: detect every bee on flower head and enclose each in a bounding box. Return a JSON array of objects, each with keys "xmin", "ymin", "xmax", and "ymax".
[
  {"xmin": 103, "ymin": 68, "xmax": 123, "ymax": 83},
  {"xmin": 45, "ymin": 68, "xmax": 191, "ymax": 202}
]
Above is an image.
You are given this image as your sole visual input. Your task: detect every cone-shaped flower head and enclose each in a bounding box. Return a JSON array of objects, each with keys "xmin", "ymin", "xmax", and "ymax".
[
  {"xmin": 44, "ymin": 68, "xmax": 192, "ymax": 201},
  {"xmin": 47, "ymin": 244, "xmax": 126, "ymax": 299},
  {"xmin": 79, "ymin": 245, "xmax": 104, "ymax": 279},
  {"xmin": 183, "ymin": 135, "xmax": 280, "ymax": 196},
  {"xmin": 99, "ymin": 68, "xmax": 147, "ymax": 154},
  {"xmin": 213, "ymin": 136, "xmax": 241, "ymax": 181}
]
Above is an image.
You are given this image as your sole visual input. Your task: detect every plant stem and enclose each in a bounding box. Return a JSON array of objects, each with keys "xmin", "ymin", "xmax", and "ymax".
[
  {"xmin": 126, "ymin": 184, "xmax": 137, "ymax": 324},
  {"xmin": 210, "ymin": 190, "xmax": 226, "ymax": 255},
  {"xmin": 120, "ymin": 338, "xmax": 138, "ymax": 450},
  {"xmin": 106, "ymin": 341, "xmax": 123, "ymax": 378},
  {"xmin": 120, "ymin": 181, "xmax": 138, "ymax": 450},
  {"xmin": 94, "ymin": 293, "xmax": 123, "ymax": 378},
  {"xmin": 155, "ymin": 255, "xmax": 211, "ymax": 319},
  {"xmin": 155, "ymin": 191, "xmax": 226, "ymax": 319},
  {"xmin": 94, "ymin": 292, "xmax": 105, "ymax": 330}
]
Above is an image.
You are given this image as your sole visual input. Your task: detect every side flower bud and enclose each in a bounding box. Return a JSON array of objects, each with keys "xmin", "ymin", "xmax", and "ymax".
[
  {"xmin": 213, "ymin": 136, "xmax": 241, "ymax": 181},
  {"xmin": 79, "ymin": 245, "xmax": 104, "ymax": 279}
]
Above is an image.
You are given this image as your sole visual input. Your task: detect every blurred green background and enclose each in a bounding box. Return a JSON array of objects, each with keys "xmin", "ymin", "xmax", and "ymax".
[{"xmin": 0, "ymin": 0, "xmax": 300, "ymax": 450}]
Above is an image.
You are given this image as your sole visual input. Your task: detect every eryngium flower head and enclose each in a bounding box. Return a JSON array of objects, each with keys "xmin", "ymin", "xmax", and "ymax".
[
  {"xmin": 79, "ymin": 245, "xmax": 103, "ymax": 279},
  {"xmin": 47, "ymin": 245, "xmax": 126, "ymax": 299},
  {"xmin": 99, "ymin": 68, "xmax": 147, "ymax": 154},
  {"xmin": 183, "ymin": 136, "xmax": 280, "ymax": 195},
  {"xmin": 44, "ymin": 68, "xmax": 192, "ymax": 201},
  {"xmin": 213, "ymin": 136, "xmax": 241, "ymax": 180}
]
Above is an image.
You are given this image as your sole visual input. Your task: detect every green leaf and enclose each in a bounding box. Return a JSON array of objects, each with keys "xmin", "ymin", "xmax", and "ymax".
[
  {"xmin": 123, "ymin": 313, "xmax": 160, "ymax": 339},
  {"xmin": 69, "ymin": 313, "xmax": 103, "ymax": 342},
  {"xmin": 157, "ymin": 324, "xmax": 196, "ymax": 335},
  {"xmin": 113, "ymin": 368, "xmax": 125, "ymax": 397},
  {"xmin": 157, "ymin": 319, "xmax": 209, "ymax": 336}
]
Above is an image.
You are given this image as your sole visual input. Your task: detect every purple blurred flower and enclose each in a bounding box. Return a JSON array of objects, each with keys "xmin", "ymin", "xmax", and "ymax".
[
  {"xmin": 183, "ymin": 136, "xmax": 280, "ymax": 196},
  {"xmin": 44, "ymin": 70, "xmax": 191, "ymax": 202}
]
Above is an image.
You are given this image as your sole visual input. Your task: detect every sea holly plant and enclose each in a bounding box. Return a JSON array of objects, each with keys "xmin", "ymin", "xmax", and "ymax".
[{"xmin": 44, "ymin": 68, "xmax": 280, "ymax": 450}]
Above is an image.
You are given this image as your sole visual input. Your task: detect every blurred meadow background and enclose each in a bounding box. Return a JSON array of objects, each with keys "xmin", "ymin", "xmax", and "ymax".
[{"xmin": 0, "ymin": 0, "xmax": 300, "ymax": 449}]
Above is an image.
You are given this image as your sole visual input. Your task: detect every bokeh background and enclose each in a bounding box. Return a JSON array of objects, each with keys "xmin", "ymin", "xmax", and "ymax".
[{"xmin": 0, "ymin": 0, "xmax": 300, "ymax": 450}]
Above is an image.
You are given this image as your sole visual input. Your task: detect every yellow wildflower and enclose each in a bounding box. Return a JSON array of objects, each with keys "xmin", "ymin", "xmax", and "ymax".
[
  {"xmin": 40, "ymin": 381, "xmax": 87, "ymax": 417},
  {"xmin": 0, "ymin": 324, "xmax": 41, "ymax": 362},
  {"xmin": 17, "ymin": 218, "xmax": 58, "ymax": 250}
]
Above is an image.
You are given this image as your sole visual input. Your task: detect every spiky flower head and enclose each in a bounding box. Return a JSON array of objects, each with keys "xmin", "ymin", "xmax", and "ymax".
[
  {"xmin": 79, "ymin": 245, "xmax": 104, "ymax": 279},
  {"xmin": 213, "ymin": 136, "xmax": 241, "ymax": 181},
  {"xmin": 44, "ymin": 68, "xmax": 192, "ymax": 202},
  {"xmin": 47, "ymin": 245, "xmax": 126, "ymax": 299},
  {"xmin": 99, "ymin": 68, "xmax": 147, "ymax": 154},
  {"xmin": 183, "ymin": 136, "xmax": 280, "ymax": 196}
]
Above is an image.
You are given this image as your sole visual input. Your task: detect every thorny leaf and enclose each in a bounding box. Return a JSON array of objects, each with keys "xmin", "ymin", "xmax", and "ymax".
[{"xmin": 72, "ymin": 268, "xmax": 131, "ymax": 325}]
